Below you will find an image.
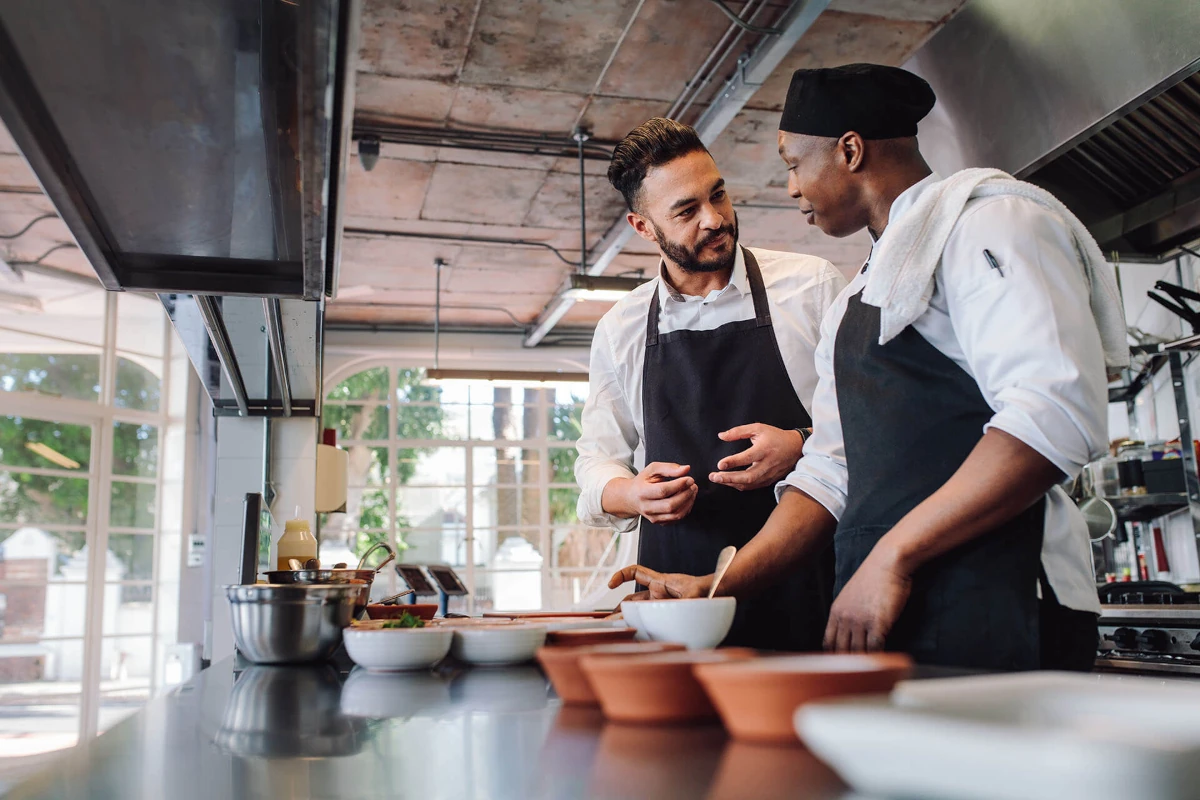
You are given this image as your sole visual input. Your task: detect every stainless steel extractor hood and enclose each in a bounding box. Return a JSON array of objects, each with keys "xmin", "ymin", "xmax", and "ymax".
[
  {"xmin": 0, "ymin": 0, "xmax": 356, "ymax": 297},
  {"xmin": 905, "ymin": 0, "xmax": 1200, "ymax": 262}
]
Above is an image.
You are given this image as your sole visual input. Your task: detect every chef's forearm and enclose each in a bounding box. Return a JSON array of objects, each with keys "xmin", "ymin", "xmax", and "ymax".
[
  {"xmin": 717, "ymin": 487, "xmax": 836, "ymax": 597},
  {"xmin": 601, "ymin": 477, "xmax": 639, "ymax": 519},
  {"xmin": 877, "ymin": 428, "xmax": 1063, "ymax": 575}
]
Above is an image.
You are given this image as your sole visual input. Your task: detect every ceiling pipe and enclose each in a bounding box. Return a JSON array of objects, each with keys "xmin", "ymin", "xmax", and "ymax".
[{"xmin": 523, "ymin": 0, "xmax": 832, "ymax": 347}]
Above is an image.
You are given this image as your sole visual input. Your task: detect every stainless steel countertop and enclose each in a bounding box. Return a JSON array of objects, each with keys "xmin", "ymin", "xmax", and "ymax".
[{"xmin": 3, "ymin": 655, "xmax": 853, "ymax": 800}]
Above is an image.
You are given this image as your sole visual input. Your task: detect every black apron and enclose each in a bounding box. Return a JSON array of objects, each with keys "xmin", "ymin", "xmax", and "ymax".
[
  {"xmin": 638, "ymin": 248, "xmax": 832, "ymax": 651},
  {"xmin": 833, "ymin": 291, "xmax": 1045, "ymax": 671}
]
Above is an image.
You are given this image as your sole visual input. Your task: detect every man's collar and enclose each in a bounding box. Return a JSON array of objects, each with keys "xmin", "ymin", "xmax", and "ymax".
[{"xmin": 657, "ymin": 245, "xmax": 747, "ymax": 303}]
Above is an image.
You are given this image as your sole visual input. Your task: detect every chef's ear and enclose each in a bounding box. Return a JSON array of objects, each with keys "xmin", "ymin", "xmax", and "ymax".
[
  {"xmin": 627, "ymin": 211, "xmax": 658, "ymax": 244},
  {"xmin": 838, "ymin": 132, "xmax": 866, "ymax": 173}
]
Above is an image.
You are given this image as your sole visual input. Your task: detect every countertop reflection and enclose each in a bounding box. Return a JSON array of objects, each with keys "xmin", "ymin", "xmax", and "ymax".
[{"xmin": 4, "ymin": 655, "xmax": 852, "ymax": 800}]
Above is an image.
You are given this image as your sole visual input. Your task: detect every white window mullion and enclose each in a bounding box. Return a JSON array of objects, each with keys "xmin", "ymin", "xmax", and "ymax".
[
  {"xmin": 81, "ymin": 293, "xmax": 118, "ymax": 740},
  {"xmin": 385, "ymin": 367, "xmax": 398, "ymax": 596}
]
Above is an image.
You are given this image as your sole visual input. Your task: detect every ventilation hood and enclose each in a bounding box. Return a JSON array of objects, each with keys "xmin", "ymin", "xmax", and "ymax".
[
  {"xmin": 905, "ymin": 0, "xmax": 1200, "ymax": 262},
  {"xmin": 0, "ymin": 0, "xmax": 356, "ymax": 297}
]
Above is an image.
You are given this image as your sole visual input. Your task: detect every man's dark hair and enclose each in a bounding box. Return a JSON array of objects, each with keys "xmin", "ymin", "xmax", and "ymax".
[{"xmin": 607, "ymin": 118, "xmax": 709, "ymax": 212}]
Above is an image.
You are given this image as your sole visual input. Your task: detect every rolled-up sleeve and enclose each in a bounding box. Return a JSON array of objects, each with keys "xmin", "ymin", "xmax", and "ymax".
[
  {"xmin": 776, "ymin": 287, "xmax": 850, "ymax": 519},
  {"xmin": 575, "ymin": 319, "xmax": 640, "ymax": 532},
  {"xmin": 944, "ymin": 197, "xmax": 1109, "ymax": 477}
]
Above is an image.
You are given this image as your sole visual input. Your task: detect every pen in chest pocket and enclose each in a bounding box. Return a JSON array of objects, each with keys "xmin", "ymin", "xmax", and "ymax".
[{"xmin": 983, "ymin": 249, "xmax": 1004, "ymax": 277}]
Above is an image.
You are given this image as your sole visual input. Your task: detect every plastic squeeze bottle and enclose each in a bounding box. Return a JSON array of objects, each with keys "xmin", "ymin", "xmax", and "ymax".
[{"xmin": 277, "ymin": 506, "xmax": 318, "ymax": 570}]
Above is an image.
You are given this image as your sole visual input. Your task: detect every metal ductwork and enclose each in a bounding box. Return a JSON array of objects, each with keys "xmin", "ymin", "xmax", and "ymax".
[
  {"xmin": 0, "ymin": 0, "xmax": 360, "ymax": 415},
  {"xmin": 905, "ymin": 0, "xmax": 1200, "ymax": 262}
]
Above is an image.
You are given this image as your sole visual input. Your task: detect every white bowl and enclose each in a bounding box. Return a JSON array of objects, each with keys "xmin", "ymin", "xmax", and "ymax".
[
  {"xmin": 635, "ymin": 597, "xmax": 736, "ymax": 649},
  {"xmin": 339, "ymin": 667, "xmax": 451, "ymax": 718},
  {"xmin": 450, "ymin": 623, "xmax": 547, "ymax": 665},
  {"xmin": 343, "ymin": 626, "xmax": 453, "ymax": 672},
  {"xmin": 620, "ymin": 600, "xmax": 650, "ymax": 641}
]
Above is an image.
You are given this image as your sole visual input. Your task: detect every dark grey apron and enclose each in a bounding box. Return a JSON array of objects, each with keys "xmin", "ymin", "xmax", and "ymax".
[
  {"xmin": 638, "ymin": 248, "xmax": 832, "ymax": 651},
  {"xmin": 833, "ymin": 290, "xmax": 1045, "ymax": 670}
]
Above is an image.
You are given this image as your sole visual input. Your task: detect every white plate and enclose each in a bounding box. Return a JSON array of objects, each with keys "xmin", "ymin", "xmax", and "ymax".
[
  {"xmin": 343, "ymin": 627, "xmax": 453, "ymax": 672},
  {"xmin": 797, "ymin": 671, "xmax": 1200, "ymax": 800},
  {"xmin": 450, "ymin": 623, "xmax": 547, "ymax": 665}
]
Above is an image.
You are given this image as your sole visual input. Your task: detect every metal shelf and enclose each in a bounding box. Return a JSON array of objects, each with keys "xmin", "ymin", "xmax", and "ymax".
[{"xmin": 1108, "ymin": 492, "xmax": 1189, "ymax": 522}]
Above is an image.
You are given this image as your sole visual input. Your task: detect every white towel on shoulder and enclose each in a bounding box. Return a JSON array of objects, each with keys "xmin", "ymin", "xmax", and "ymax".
[{"xmin": 860, "ymin": 168, "xmax": 1130, "ymax": 370}]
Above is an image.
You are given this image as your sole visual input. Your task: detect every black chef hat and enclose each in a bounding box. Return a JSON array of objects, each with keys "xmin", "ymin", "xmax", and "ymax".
[{"xmin": 779, "ymin": 63, "xmax": 936, "ymax": 139}]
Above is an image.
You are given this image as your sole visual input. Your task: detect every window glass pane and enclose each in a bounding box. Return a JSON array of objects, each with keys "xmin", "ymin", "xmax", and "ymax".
[
  {"xmin": 114, "ymin": 356, "xmax": 161, "ymax": 413},
  {"xmin": 0, "ymin": 415, "xmax": 91, "ymax": 471},
  {"xmin": 0, "ymin": 346, "xmax": 101, "ymax": 403},
  {"xmin": 0, "ymin": 637, "xmax": 83, "ymax": 756},
  {"xmin": 396, "ymin": 487, "xmax": 466, "ymax": 529},
  {"xmin": 105, "ymin": 535, "xmax": 155, "ymax": 581},
  {"xmin": 320, "ymin": 485, "xmax": 391, "ymax": 546},
  {"xmin": 111, "ymin": 422, "xmax": 157, "ymax": 478},
  {"xmin": 110, "ymin": 481, "xmax": 155, "ymax": 529},
  {"xmin": 0, "ymin": 573, "xmax": 88, "ymax": 640},
  {"xmin": 321, "ymin": 404, "xmax": 387, "ymax": 441},
  {"xmin": 115, "ymin": 293, "xmax": 165, "ymax": 358},
  {"xmin": 475, "ymin": 529, "xmax": 543, "ymax": 567},
  {"xmin": 553, "ymin": 386, "xmax": 588, "ymax": 405},
  {"xmin": 0, "ymin": 472, "xmax": 88, "ymax": 526},
  {"xmin": 545, "ymin": 569, "xmax": 607, "ymax": 611},
  {"xmin": 327, "ymin": 366, "xmax": 389, "ymax": 401},
  {"xmin": 102, "ymin": 582, "xmax": 154, "ymax": 635},
  {"xmin": 397, "ymin": 447, "xmax": 465, "ymax": 485},
  {"xmin": 471, "ymin": 404, "xmax": 540, "ymax": 441},
  {"xmin": 474, "ymin": 569, "xmax": 541, "ymax": 613},
  {"xmin": 345, "ymin": 445, "xmax": 388, "ymax": 487},
  {"xmin": 473, "ymin": 487, "xmax": 541, "ymax": 528},
  {"xmin": 548, "ymin": 446, "xmax": 578, "ymax": 485},
  {"xmin": 549, "ymin": 486, "xmax": 580, "ymax": 525},
  {"xmin": 473, "ymin": 447, "xmax": 540, "ymax": 486},
  {"xmin": 396, "ymin": 368, "xmax": 439, "ymax": 400},
  {"xmin": 548, "ymin": 403, "xmax": 584, "ymax": 442},
  {"xmin": 399, "ymin": 526, "xmax": 468, "ymax": 568},
  {"xmin": 553, "ymin": 526, "xmax": 619, "ymax": 570},
  {"xmin": 404, "ymin": 403, "xmax": 463, "ymax": 440},
  {"xmin": 0, "ymin": 527, "xmax": 88, "ymax": 585},
  {"xmin": 97, "ymin": 635, "xmax": 153, "ymax": 732}
]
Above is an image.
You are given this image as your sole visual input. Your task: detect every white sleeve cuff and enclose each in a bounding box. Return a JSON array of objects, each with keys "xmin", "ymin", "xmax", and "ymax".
[
  {"xmin": 775, "ymin": 460, "xmax": 847, "ymax": 521},
  {"xmin": 983, "ymin": 399, "xmax": 1101, "ymax": 479},
  {"xmin": 576, "ymin": 465, "xmax": 639, "ymax": 531}
]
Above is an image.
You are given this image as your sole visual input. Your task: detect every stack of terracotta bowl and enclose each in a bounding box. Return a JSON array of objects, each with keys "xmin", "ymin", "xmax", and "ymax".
[{"xmin": 538, "ymin": 640, "xmax": 913, "ymax": 745}]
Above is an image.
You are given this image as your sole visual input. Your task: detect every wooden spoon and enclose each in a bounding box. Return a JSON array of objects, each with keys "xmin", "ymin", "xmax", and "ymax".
[{"xmin": 708, "ymin": 546, "xmax": 737, "ymax": 599}]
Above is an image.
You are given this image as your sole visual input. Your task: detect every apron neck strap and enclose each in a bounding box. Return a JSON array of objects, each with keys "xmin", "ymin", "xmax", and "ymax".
[{"xmin": 645, "ymin": 247, "xmax": 771, "ymax": 347}]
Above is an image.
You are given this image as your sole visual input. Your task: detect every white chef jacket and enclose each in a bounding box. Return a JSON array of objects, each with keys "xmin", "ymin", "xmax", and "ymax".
[
  {"xmin": 576, "ymin": 245, "xmax": 847, "ymax": 533},
  {"xmin": 779, "ymin": 173, "xmax": 1106, "ymax": 614}
]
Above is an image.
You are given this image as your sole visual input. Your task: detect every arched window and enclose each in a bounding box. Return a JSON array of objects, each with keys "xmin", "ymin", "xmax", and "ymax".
[{"xmin": 320, "ymin": 366, "xmax": 619, "ymax": 612}]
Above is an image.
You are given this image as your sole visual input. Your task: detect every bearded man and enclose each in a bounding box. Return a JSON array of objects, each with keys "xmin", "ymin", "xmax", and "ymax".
[{"xmin": 574, "ymin": 117, "xmax": 846, "ymax": 649}]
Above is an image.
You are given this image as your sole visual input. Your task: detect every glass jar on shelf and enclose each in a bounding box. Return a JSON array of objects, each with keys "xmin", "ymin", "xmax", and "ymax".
[{"xmin": 1116, "ymin": 441, "xmax": 1148, "ymax": 496}]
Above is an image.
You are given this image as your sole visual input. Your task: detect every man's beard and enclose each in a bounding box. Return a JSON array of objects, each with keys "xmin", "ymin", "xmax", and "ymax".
[{"xmin": 653, "ymin": 213, "xmax": 739, "ymax": 274}]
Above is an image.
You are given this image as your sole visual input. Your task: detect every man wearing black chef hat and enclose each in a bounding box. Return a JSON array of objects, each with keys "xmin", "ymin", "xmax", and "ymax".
[{"xmin": 610, "ymin": 64, "xmax": 1128, "ymax": 671}]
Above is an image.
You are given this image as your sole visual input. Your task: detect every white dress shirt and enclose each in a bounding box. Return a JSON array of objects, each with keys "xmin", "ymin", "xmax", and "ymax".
[
  {"xmin": 779, "ymin": 173, "xmax": 1107, "ymax": 614},
  {"xmin": 576, "ymin": 245, "xmax": 847, "ymax": 533}
]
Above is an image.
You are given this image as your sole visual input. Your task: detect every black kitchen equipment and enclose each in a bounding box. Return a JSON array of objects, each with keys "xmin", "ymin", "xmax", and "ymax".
[{"xmin": 1143, "ymin": 459, "xmax": 1187, "ymax": 494}]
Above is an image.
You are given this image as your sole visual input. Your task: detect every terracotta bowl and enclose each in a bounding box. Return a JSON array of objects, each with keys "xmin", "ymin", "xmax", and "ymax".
[
  {"xmin": 692, "ymin": 653, "xmax": 913, "ymax": 744},
  {"xmin": 536, "ymin": 642, "xmax": 685, "ymax": 706},
  {"xmin": 366, "ymin": 603, "xmax": 439, "ymax": 621},
  {"xmin": 580, "ymin": 648, "xmax": 758, "ymax": 724},
  {"xmin": 546, "ymin": 627, "xmax": 639, "ymax": 647}
]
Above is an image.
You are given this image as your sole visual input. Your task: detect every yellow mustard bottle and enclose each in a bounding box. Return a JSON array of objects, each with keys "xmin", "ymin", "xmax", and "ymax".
[{"xmin": 276, "ymin": 514, "xmax": 318, "ymax": 570}]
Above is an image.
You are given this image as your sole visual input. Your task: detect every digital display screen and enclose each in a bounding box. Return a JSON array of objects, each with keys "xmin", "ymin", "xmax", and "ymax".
[
  {"xmin": 395, "ymin": 565, "xmax": 437, "ymax": 596},
  {"xmin": 426, "ymin": 565, "xmax": 468, "ymax": 596}
]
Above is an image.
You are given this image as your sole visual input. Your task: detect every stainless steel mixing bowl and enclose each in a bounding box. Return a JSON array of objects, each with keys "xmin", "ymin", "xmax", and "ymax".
[{"xmin": 225, "ymin": 584, "xmax": 359, "ymax": 664}]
